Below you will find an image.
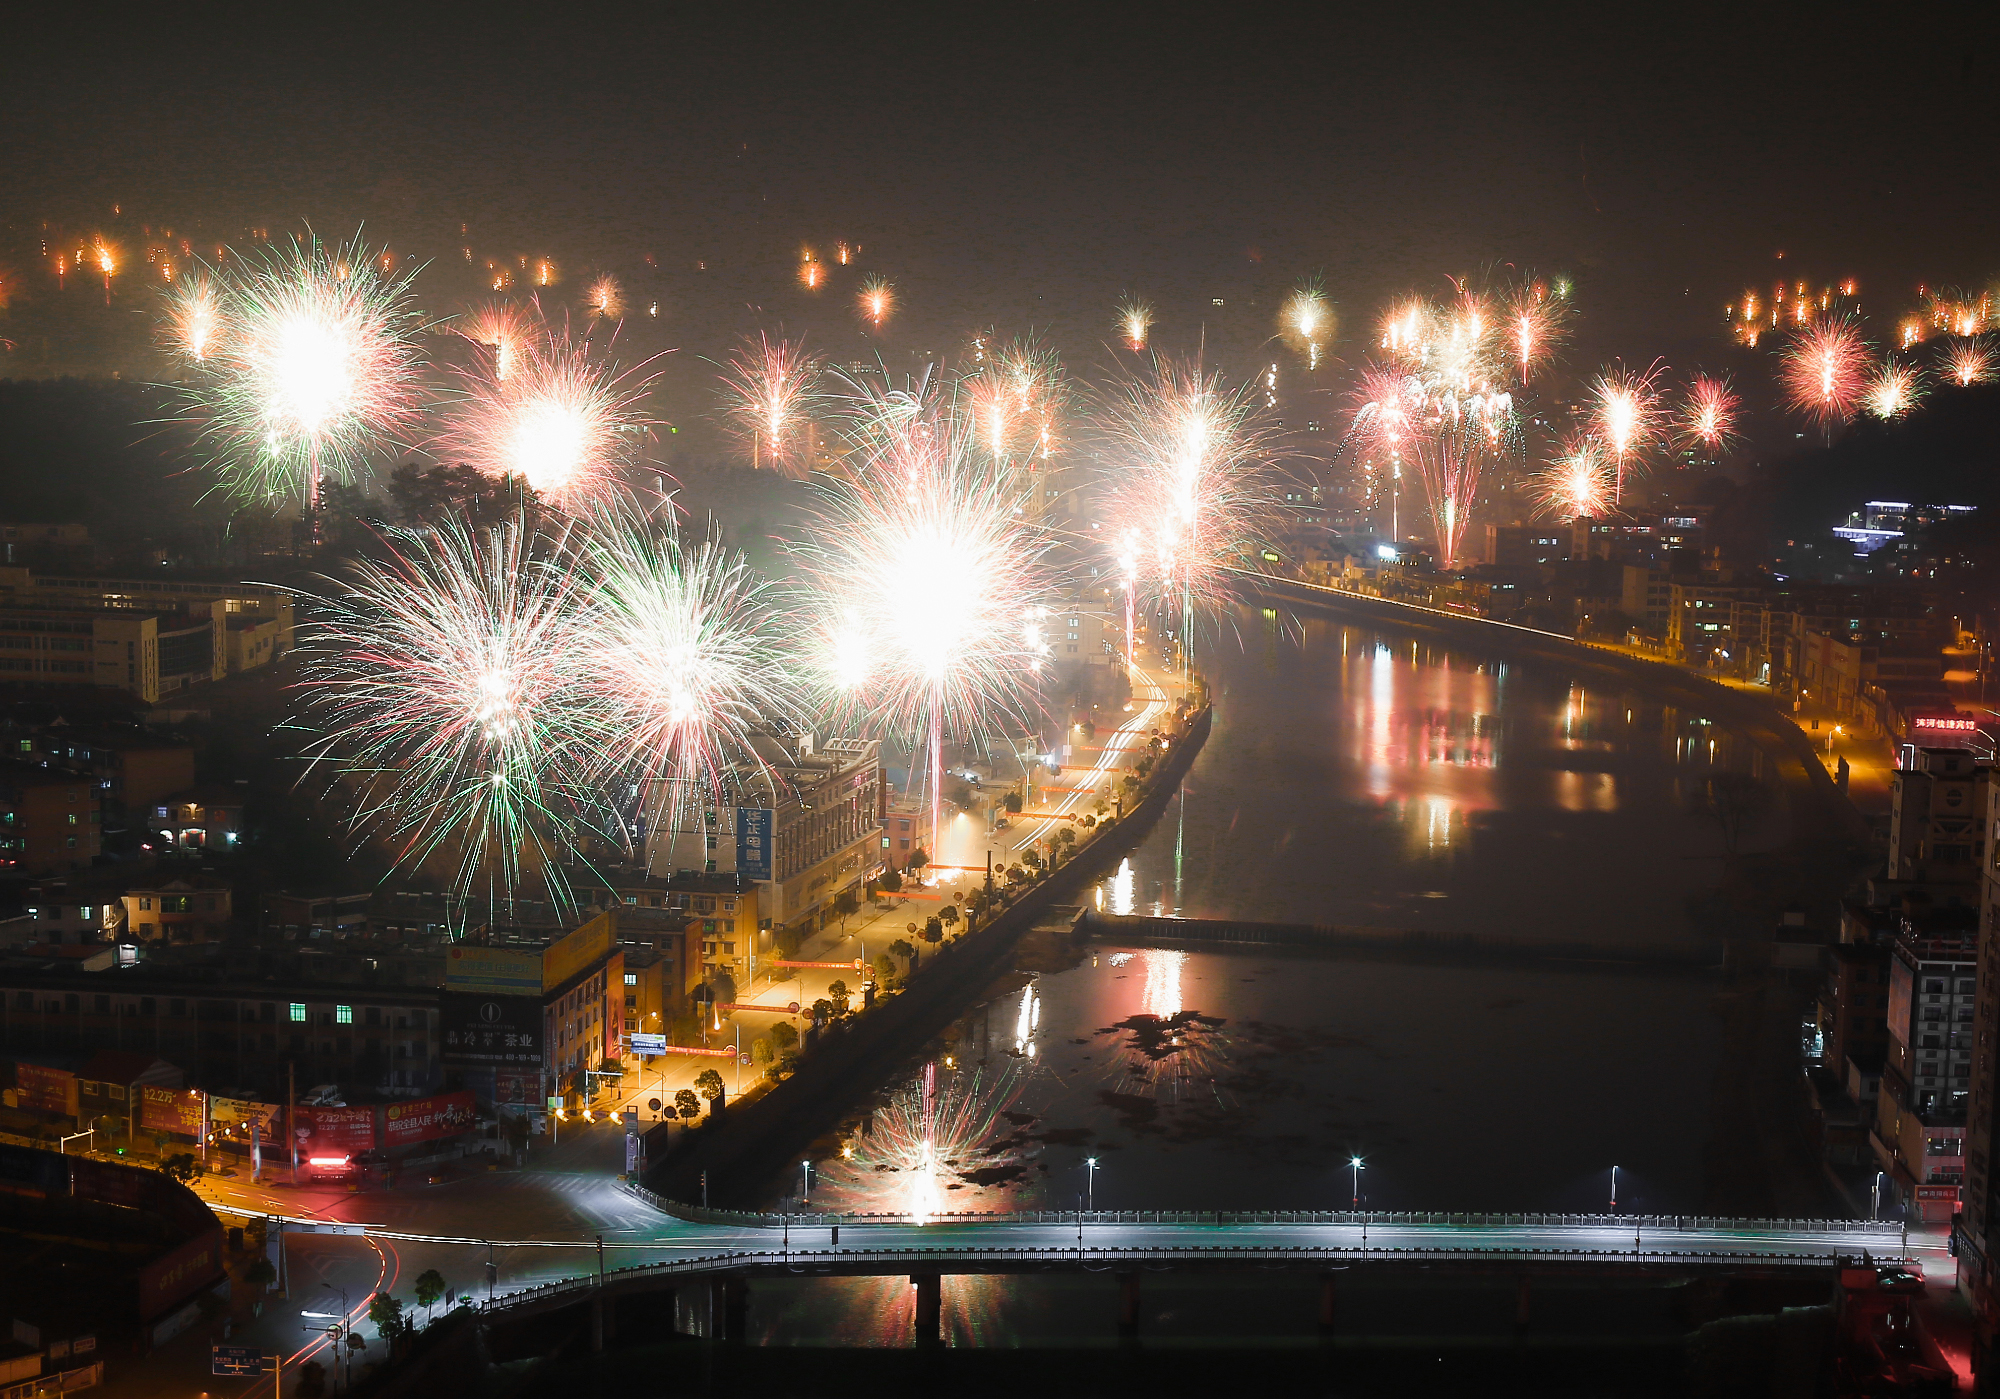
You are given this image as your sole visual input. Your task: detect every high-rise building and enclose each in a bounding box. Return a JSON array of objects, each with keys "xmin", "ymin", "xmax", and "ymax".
[{"xmin": 1873, "ymin": 920, "xmax": 1976, "ymax": 1224}]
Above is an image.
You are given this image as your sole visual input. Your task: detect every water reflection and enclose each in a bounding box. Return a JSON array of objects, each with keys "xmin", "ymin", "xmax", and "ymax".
[{"xmin": 1141, "ymin": 949, "xmax": 1184, "ymax": 1018}]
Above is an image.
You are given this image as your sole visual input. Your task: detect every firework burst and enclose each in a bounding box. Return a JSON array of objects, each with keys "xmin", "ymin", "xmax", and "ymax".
[
  {"xmin": 296, "ymin": 517, "xmax": 602, "ymax": 910},
  {"xmin": 584, "ymin": 273, "xmax": 624, "ymax": 322},
  {"xmin": 1100, "ymin": 354, "xmax": 1279, "ymax": 621},
  {"xmin": 804, "ymin": 381, "xmax": 1055, "ymax": 853},
  {"xmin": 458, "ymin": 300, "xmax": 539, "ymax": 382},
  {"xmin": 1532, "ymin": 436, "xmax": 1613, "ymax": 519},
  {"xmin": 444, "ymin": 326, "xmax": 656, "ymax": 510},
  {"xmin": 168, "ymin": 233, "xmax": 428, "ymax": 515},
  {"xmin": 1590, "ymin": 364, "xmax": 1662, "ymax": 503},
  {"xmin": 1863, "ymin": 358, "xmax": 1925, "ymax": 420},
  {"xmin": 160, "ymin": 272, "xmax": 226, "ymax": 364},
  {"xmin": 858, "ymin": 274, "xmax": 894, "ymax": 330},
  {"xmin": 714, "ymin": 332, "xmax": 824, "ymax": 475},
  {"xmin": 569, "ymin": 501, "xmax": 801, "ymax": 819},
  {"xmin": 1779, "ymin": 316, "xmax": 1869, "ymax": 429},
  {"xmin": 1504, "ymin": 277, "xmax": 1573, "ymax": 384},
  {"xmin": 1677, "ymin": 373, "xmax": 1740, "ymax": 454},
  {"xmin": 1116, "ymin": 297, "xmax": 1154, "ymax": 353},
  {"xmin": 1348, "ymin": 285, "xmax": 1524, "ymax": 567},
  {"xmin": 1942, "ymin": 339, "xmax": 1996, "ymax": 387}
]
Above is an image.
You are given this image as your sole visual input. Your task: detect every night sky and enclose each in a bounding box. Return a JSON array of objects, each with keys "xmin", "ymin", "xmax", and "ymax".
[{"xmin": 11, "ymin": 5, "xmax": 1996, "ymax": 354}]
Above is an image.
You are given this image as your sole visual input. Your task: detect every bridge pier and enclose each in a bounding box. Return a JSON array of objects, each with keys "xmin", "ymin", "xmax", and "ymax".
[
  {"xmin": 911, "ymin": 1272, "xmax": 942, "ymax": 1348},
  {"xmin": 1318, "ymin": 1272, "xmax": 1338, "ymax": 1342},
  {"xmin": 1117, "ymin": 1272, "xmax": 1140, "ymax": 1345},
  {"xmin": 723, "ymin": 1278, "xmax": 749, "ymax": 1343}
]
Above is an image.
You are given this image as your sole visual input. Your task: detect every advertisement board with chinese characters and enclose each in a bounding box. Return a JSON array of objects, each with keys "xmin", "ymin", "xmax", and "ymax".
[
  {"xmin": 736, "ymin": 806, "xmax": 774, "ymax": 880},
  {"xmin": 441, "ymin": 992, "xmax": 545, "ymax": 1069},
  {"xmin": 139, "ymin": 1084, "xmax": 205, "ymax": 1136},
  {"xmin": 298, "ymin": 1105, "xmax": 377, "ymax": 1155},
  {"xmin": 443, "ymin": 945, "xmax": 543, "ymax": 996},
  {"xmin": 12, "ymin": 1062, "xmax": 77, "ymax": 1116},
  {"xmin": 382, "ymin": 1091, "xmax": 477, "ymax": 1148}
]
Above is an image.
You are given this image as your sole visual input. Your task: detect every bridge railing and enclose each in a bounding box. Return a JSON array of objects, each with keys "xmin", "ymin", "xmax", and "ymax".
[
  {"xmin": 618, "ymin": 1185, "xmax": 1901, "ymax": 1236},
  {"xmin": 479, "ymin": 1241, "xmax": 1899, "ymax": 1319}
]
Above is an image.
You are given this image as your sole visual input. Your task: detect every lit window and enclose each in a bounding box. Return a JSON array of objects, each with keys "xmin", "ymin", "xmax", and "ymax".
[
  {"xmin": 289, "ymin": 1003, "xmax": 306, "ymax": 1022},
  {"xmin": 624, "ymin": 973, "xmax": 637, "ymax": 986},
  {"xmin": 336, "ymin": 1005, "xmax": 353, "ymax": 1025}
]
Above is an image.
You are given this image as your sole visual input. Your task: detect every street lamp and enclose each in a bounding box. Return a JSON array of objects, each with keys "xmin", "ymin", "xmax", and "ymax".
[
  {"xmin": 1085, "ymin": 1157, "xmax": 1098, "ymax": 1212},
  {"xmin": 1610, "ymin": 1164, "xmax": 1618, "ymax": 1214},
  {"xmin": 304, "ymin": 1282, "xmax": 351, "ymax": 1391},
  {"xmin": 1348, "ymin": 1155, "xmax": 1365, "ymax": 1211},
  {"xmin": 802, "ymin": 1160, "xmax": 813, "ymax": 1205}
]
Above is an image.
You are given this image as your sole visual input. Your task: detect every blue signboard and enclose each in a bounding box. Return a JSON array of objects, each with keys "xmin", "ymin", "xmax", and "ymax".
[
  {"xmin": 628, "ymin": 1032, "xmax": 667, "ymax": 1056},
  {"xmin": 212, "ymin": 1345, "xmax": 264, "ymax": 1376},
  {"xmin": 735, "ymin": 807, "xmax": 774, "ymax": 881}
]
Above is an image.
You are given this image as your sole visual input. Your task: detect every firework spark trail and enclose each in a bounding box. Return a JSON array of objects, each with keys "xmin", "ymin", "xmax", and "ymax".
[
  {"xmin": 568, "ymin": 500, "xmax": 803, "ymax": 845},
  {"xmin": 444, "ymin": 325, "xmax": 657, "ymax": 510},
  {"xmin": 295, "ymin": 517, "xmax": 604, "ymax": 912},
  {"xmin": 1282, "ymin": 281, "xmax": 1332, "ymax": 370},
  {"xmin": 804, "ymin": 379, "xmax": 1056, "ymax": 855},
  {"xmin": 169, "ymin": 233, "xmax": 428, "ymax": 517},
  {"xmin": 715, "ymin": 331, "xmax": 824, "ymax": 475},
  {"xmin": 1863, "ymin": 358, "xmax": 1926, "ymax": 420},
  {"xmin": 1677, "ymin": 374, "xmax": 1740, "ymax": 453},
  {"xmin": 1503, "ymin": 277, "xmax": 1574, "ymax": 385},
  {"xmin": 1098, "ymin": 354, "xmax": 1280, "ymax": 658},
  {"xmin": 1779, "ymin": 316, "xmax": 1869, "ymax": 430}
]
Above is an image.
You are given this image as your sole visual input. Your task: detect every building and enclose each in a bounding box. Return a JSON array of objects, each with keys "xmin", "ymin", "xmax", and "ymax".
[
  {"xmin": 1886, "ymin": 748, "xmax": 1991, "ymax": 903},
  {"xmin": 0, "ymin": 966, "xmax": 444, "ymax": 1102},
  {"xmin": 9, "ymin": 726, "xmax": 196, "ymax": 820},
  {"xmin": 606, "ymin": 871, "xmax": 749, "ymax": 996},
  {"xmin": 440, "ymin": 908, "xmax": 625, "ymax": 1116},
  {"xmin": 1043, "ymin": 586, "xmax": 1122, "ymax": 667},
  {"xmin": 643, "ymin": 728, "xmax": 883, "ymax": 941},
  {"xmin": 260, "ymin": 890, "xmax": 374, "ymax": 941},
  {"xmin": 1955, "ymin": 772, "xmax": 2000, "ymax": 1355},
  {"xmin": 1482, "ymin": 524, "xmax": 1567, "ymax": 569},
  {"xmin": 120, "ymin": 877, "xmax": 234, "ymax": 944},
  {"xmin": 145, "ymin": 787, "xmax": 245, "ymax": 852},
  {"xmin": 1873, "ymin": 922, "xmax": 1976, "ymax": 1223},
  {"xmin": 0, "ymin": 762, "xmax": 100, "ymax": 874},
  {"xmin": 74, "ymin": 1049, "xmax": 183, "ymax": 1142},
  {"xmin": 1620, "ymin": 566, "xmax": 1674, "ymax": 634},
  {"xmin": 19, "ymin": 876, "xmax": 124, "ymax": 945},
  {"xmin": 1816, "ymin": 938, "xmax": 1893, "ymax": 1085},
  {"xmin": 0, "ymin": 567, "xmax": 294, "ymax": 704}
]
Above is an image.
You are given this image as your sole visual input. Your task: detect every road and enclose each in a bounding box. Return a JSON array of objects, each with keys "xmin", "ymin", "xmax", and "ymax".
[{"xmin": 597, "ymin": 653, "xmax": 1183, "ymax": 1126}]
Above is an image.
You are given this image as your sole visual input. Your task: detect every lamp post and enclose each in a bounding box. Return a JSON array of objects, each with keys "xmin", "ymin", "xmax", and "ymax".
[
  {"xmin": 802, "ymin": 1160, "xmax": 813, "ymax": 1205},
  {"xmin": 1085, "ymin": 1156, "xmax": 1098, "ymax": 1213},
  {"xmin": 1610, "ymin": 1164, "xmax": 1618, "ymax": 1214},
  {"xmin": 1348, "ymin": 1156, "xmax": 1365, "ymax": 1211},
  {"xmin": 304, "ymin": 1283, "xmax": 351, "ymax": 1392}
]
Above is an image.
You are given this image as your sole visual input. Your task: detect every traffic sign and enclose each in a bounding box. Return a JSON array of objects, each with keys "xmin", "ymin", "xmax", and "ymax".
[
  {"xmin": 212, "ymin": 1345, "xmax": 264, "ymax": 1377},
  {"xmin": 739, "ymin": 1053, "xmax": 751, "ymax": 1065},
  {"xmin": 546, "ymin": 1096, "xmax": 562, "ymax": 1111}
]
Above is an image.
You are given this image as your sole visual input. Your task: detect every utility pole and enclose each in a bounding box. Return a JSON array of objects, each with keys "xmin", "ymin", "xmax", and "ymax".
[{"xmin": 288, "ymin": 1061, "xmax": 298, "ymax": 1186}]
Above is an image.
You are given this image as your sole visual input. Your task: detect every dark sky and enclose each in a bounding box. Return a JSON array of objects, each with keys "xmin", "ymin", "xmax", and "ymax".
[{"xmin": 7, "ymin": 2, "xmax": 1999, "ymax": 374}]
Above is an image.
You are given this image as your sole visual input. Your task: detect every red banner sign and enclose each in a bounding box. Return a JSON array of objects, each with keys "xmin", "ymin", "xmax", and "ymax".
[
  {"xmin": 297, "ymin": 1105, "xmax": 376, "ymax": 1155},
  {"xmin": 14, "ymin": 1063, "xmax": 75, "ymax": 1115},
  {"xmin": 139, "ymin": 1085, "xmax": 204, "ymax": 1136},
  {"xmin": 137, "ymin": 1227, "xmax": 224, "ymax": 1321},
  {"xmin": 382, "ymin": 1092, "xmax": 476, "ymax": 1149}
]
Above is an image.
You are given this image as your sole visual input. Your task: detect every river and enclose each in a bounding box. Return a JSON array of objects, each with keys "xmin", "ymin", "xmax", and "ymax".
[{"xmin": 805, "ymin": 607, "xmax": 1794, "ymax": 1219}]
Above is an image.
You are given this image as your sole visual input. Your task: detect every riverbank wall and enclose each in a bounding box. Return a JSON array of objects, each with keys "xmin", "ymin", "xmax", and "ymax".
[{"xmin": 643, "ymin": 704, "xmax": 1214, "ymax": 1207}]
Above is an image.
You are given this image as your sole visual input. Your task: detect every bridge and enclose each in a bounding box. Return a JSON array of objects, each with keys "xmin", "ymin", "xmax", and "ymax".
[{"xmin": 465, "ymin": 1202, "xmax": 1925, "ymax": 1349}]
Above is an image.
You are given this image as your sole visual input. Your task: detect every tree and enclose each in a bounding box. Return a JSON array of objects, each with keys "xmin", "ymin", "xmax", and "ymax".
[
  {"xmin": 1120, "ymin": 774, "xmax": 1140, "ymax": 796},
  {"xmin": 1691, "ymin": 771, "xmax": 1773, "ymax": 857},
  {"xmin": 827, "ymin": 979, "xmax": 851, "ymax": 1015},
  {"xmin": 694, "ymin": 1068, "xmax": 725, "ymax": 1106},
  {"xmin": 1021, "ymin": 848, "xmax": 1043, "ymax": 871},
  {"xmin": 160, "ymin": 1152, "xmax": 202, "ymax": 1183},
  {"xmin": 1003, "ymin": 790, "xmax": 1023, "ymax": 814},
  {"xmin": 922, "ymin": 915, "xmax": 943, "ymax": 944},
  {"xmin": 873, "ymin": 953, "xmax": 897, "ymax": 984},
  {"xmin": 907, "ymin": 848, "xmax": 930, "ymax": 875},
  {"xmin": 938, "ymin": 905, "xmax": 959, "ymax": 929},
  {"xmin": 413, "ymin": 1269, "xmax": 447, "ymax": 1322},
  {"xmin": 368, "ymin": 1291, "xmax": 406, "ymax": 1343},
  {"xmin": 1055, "ymin": 827, "xmax": 1077, "ymax": 851},
  {"xmin": 832, "ymin": 887, "xmax": 861, "ymax": 931},
  {"xmin": 243, "ymin": 1258, "xmax": 277, "ymax": 1293},
  {"xmin": 878, "ymin": 866, "xmax": 903, "ymax": 894},
  {"xmin": 769, "ymin": 1021, "xmax": 799, "ymax": 1052},
  {"xmin": 751, "ymin": 1036, "xmax": 775, "ymax": 1072},
  {"xmin": 675, "ymin": 1088, "xmax": 701, "ymax": 1120},
  {"xmin": 888, "ymin": 938, "xmax": 915, "ymax": 959}
]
